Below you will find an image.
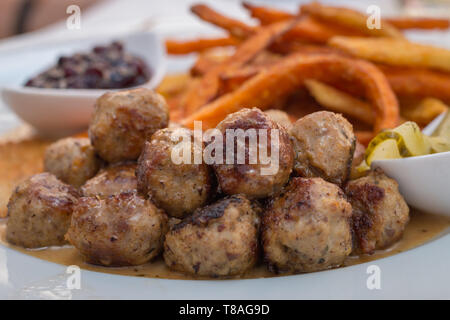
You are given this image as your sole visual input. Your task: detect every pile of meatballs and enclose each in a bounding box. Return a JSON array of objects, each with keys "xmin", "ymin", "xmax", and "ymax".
[{"xmin": 6, "ymin": 88, "xmax": 410, "ymax": 277}]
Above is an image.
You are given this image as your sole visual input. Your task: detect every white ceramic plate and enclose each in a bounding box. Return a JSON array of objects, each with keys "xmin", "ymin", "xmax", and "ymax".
[
  {"xmin": 0, "ymin": 31, "xmax": 166, "ymax": 138},
  {"xmin": 1, "ymin": 1, "xmax": 450, "ymax": 300},
  {"xmin": 1, "ymin": 229, "xmax": 449, "ymax": 300}
]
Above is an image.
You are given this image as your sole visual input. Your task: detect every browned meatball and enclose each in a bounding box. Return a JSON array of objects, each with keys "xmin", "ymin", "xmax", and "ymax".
[
  {"xmin": 262, "ymin": 177, "xmax": 352, "ymax": 273},
  {"xmin": 136, "ymin": 128, "xmax": 215, "ymax": 218},
  {"xmin": 81, "ymin": 163, "xmax": 137, "ymax": 197},
  {"xmin": 264, "ymin": 109, "xmax": 292, "ymax": 131},
  {"xmin": 89, "ymin": 88, "xmax": 169, "ymax": 163},
  {"xmin": 345, "ymin": 169, "xmax": 410, "ymax": 254},
  {"xmin": 6, "ymin": 173, "xmax": 79, "ymax": 248},
  {"xmin": 66, "ymin": 192, "xmax": 168, "ymax": 266},
  {"xmin": 214, "ymin": 108, "xmax": 294, "ymax": 199},
  {"xmin": 164, "ymin": 195, "xmax": 261, "ymax": 277},
  {"xmin": 289, "ymin": 111, "xmax": 356, "ymax": 185},
  {"xmin": 44, "ymin": 137, "xmax": 102, "ymax": 187}
]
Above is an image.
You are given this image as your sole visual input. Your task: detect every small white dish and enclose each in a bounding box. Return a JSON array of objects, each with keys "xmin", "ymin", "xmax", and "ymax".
[
  {"xmin": 372, "ymin": 113, "xmax": 450, "ymax": 216},
  {"xmin": 0, "ymin": 31, "xmax": 166, "ymax": 138}
]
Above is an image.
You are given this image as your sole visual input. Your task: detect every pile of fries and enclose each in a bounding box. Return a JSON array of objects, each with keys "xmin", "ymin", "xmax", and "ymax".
[{"xmin": 161, "ymin": 2, "xmax": 450, "ymax": 144}]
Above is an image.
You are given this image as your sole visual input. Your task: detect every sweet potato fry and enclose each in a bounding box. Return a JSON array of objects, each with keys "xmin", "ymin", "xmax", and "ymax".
[
  {"xmin": 330, "ymin": 37, "xmax": 450, "ymax": 73},
  {"xmin": 282, "ymin": 15, "xmax": 366, "ymax": 44},
  {"xmin": 190, "ymin": 55, "xmax": 218, "ymax": 77},
  {"xmin": 355, "ymin": 131, "xmax": 375, "ymax": 146},
  {"xmin": 191, "ymin": 4, "xmax": 255, "ymax": 39},
  {"xmin": 242, "ymin": 2, "xmax": 294, "ymax": 25},
  {"xmin": 190, "ymin": 47, "xmax": 234, "ymax": 76},
  {"xmin": 165, "ymin": 36, "xmax": 240, "ymax": 54},
  {"xmin": 218, "ymin": 46, "xmax": 348, "ymax": 93},
  {"xmin": 192, "ymin": 4, "xmax": 366, "ymax": 46},
  {"xmin": 243, "ymin": 2, "xmax": 414, "ymax": 46},
  {"xmin": 378, "ymin": 65, "xmax": 450, "ymax": 103},
  {"xmin": 400, "ymin": 97, "xmax": 448, "ymax": 126},
  {"xmin": 182, "ymin": 20, "xmax": 297, "ymax": 115},
  {"xmin": 157, "ymin": 73, "xmax": 191, "ymax": 99},
  {"xmin": 182, "ymin": 53, "xmax": 399, "ymax": 136},
  {"xmin": 218, "ymin": 51, "xmax": 282, "ymax": 93},
  {"xmin": 301, "ymin": 2, "xmax": 404, "ymax": 38},
  {"xmin": 304, "ymin": 79, "xmax": 374, "ymax": 125},
  {"xmin": 385, "ymin": 17, "xmax": 450, "ymax": 30},
  {"xmin": 271, "ymin": 40, "xmax": 348, "ymax": 55},
  {"xmin": 219, "ymin": 66, "xmax": 262, "ymax": 95}
]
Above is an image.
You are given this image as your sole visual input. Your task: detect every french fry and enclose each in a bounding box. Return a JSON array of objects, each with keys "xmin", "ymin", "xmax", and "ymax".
[
  {"xmin": 165, "ymin": 36, "xmax": 240, "ymax": 55},
  {"xmin": 301, "ymin": 2, "xmax": 404, "ymax": 38},
  {"xmin": 192, "ymin": 4, "xmax": 365, "ymax": 46},
  {"xmin": 244, "ymin": 2, "xmax": 449, "ymax": 31},
  {"xmin": 219, "ymin": 66, "xmax": 261, "ymax": 95},
  {"xmin": 355, "ymin": 131, "xmax": 375, "ymax": 146},
  {"xmin": 182, "ymin": 20, "xmax": 297, "ymax": 115},
  {"xmin": 174, "ymin": 3, "xmax": 448, "ymax": 135},
  {"xmin": 190, "ymin": 47, "xmax": 234, "ymax": 76},
  {"xmin": 282, "ymin": 15, "xmax": 366, "ymax": 44},
  {"xmin": 192, "ymin": 3, "xmax": 366, "ymax": 50},
  {"xmin": 191, "ymin": 55, "xmax": 218, "ymax": 77},
  {"xmin": 378, "ymin": 65, "xmax": 450, "ymax": 103},
  {"xmin": 218, "ymin": 51, "xmax": 282, "ymax": 93},
  {"xmin": 242, "ymin": 2, "xmax": 294, "ymax": 25},
  {"xmin": 191, "ymin": 4, "xmax": 255, "ymax": 39},
  {"xmin": 304, "ymin": 79, "xmax": 374, "ymax": 125},
  {"xmin": 385, "ymin": 17, "xmax": 450, "ymax": 30},
  {"xmin": 182, "ymin": 53, "xmax": 399, "ymax": 135},
  {"xmin": 157, "ymin": 73, "xmax": 191, "ymax": 99},
  {"xmin": 329, "ymin": 37, "xmax": 450, "ymax": 73},
  {"xmin": 400, "ymin": 97, "xmax": 448, "ymax": 126},
  {"xmin": 271, "ymin": 40, "xmax": 348, "ymax": 55},
  {"xmin": 218, "ymin": 46, "xmax": 347, "ymax": 93}
]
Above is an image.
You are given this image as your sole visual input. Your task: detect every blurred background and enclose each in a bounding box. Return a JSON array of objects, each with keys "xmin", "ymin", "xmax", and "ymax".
[
  {"xmin": 1, "ymin": 0, "xmax": 450, "ymax": 39},
  {"xmin": 0, "ymin": 0, "xmax": 449, "ymax": 132}
]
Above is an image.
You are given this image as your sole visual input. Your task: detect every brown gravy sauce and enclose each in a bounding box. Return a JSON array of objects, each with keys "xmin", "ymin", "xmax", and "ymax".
[{"xmin": 1, "ymin": 210, "xmax": 449, "ymax": 280}]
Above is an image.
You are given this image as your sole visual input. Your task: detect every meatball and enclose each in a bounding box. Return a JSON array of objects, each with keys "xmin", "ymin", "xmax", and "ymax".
[
  {"xmin": 6, "ymin": 173, "xmax": 79, "ymax": 248},
  {"xmin": 289, "ymin": 111, "xmax": 356, "ymax": 185},
  {"xmin": 164, "ymin": 195, "xmax": 261, "ymax": 277},
  {"xmin": 81, "ymin": 163, "xmax": 137, "ymax": 197},
  {"xmin": 89, "ymin": 88, "xmax": 169, "ymax": 163},
  {"xmin": 264, "ymin": 109, "xmax": 292, "ymax": 131},
  {"xmin": 214, "ymin": 108, "xmax": 294, "ymax": 199},
  {"xmin": 345, "ymin": 169, "xmax": 409, "ymax": 254},
  {"xmin": 136, "ymin": 128, "xmax": 215, "ymax": 218},
  {"xmin": 66, "ymin": 192, "xmax": 168, "ymax": 266},
  {"xmin": 262, "ymin": 177, "xmax": 352, "ymax": 273},
  {"xmin": 44, "ymin": 137, "xmax": 102, "ymax": 187}
]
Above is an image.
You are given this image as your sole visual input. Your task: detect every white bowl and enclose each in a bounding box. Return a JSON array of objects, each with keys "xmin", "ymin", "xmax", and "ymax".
[
  {"xmin": 372, "ymin": 113, "xmax": 450, "ymax": 216},
  {"xmin": 0, "ymin": 31, "xmax": 166, "ymax": 138}
]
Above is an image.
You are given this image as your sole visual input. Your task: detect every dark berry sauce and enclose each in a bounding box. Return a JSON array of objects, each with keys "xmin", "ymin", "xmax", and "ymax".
[{"xmin": 25, "ymin": 41, "xmax": 151, "ymax": 89}]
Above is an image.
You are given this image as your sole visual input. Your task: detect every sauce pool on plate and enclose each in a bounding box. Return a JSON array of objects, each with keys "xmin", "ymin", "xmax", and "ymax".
[{"xmin": 0, "ymin": 209, "xmax": 448, "ymax": 280}]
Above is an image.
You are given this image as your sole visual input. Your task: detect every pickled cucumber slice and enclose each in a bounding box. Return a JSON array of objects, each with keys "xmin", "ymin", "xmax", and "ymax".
[
  {"xmin": 392, "ymin": 121, "xmax": 431, "ymax": 156},
  {"xmin": 366, "ymin": 139, "xmax": 401, "ymax": 165},
  {"xmin": 365, "ymin": 116, "xmax": 450, "ymax": 165},
  {"xmin": 432, "ymin": 111, "xmax": 450, "ymax": 140},
  {"xmin": 427, "ymin": 136, "xmax": 450, "ymax": 153},
  {"xmin": 365, "ymin": 122, "xmax": 431, "ymax": 163}
]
